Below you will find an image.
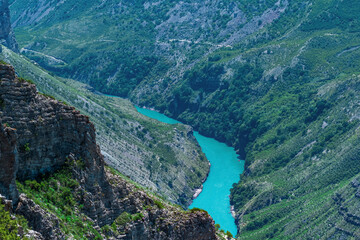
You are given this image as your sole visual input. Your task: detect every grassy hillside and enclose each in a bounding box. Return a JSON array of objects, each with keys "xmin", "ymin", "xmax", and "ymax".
[
  {"xmin": 10, "ymin": 0, "xmax": 286, "ymax": 97},
  {"xmin": 0, "ymin": 202, "xmax": 29, "ymax": 239},
  {"xmin": 15, "ymin": 158, "xmax": 223, "ymax": 239},
  {"xmin": 8, "ymin": 0, "xmax": 360, "ymax": 239},
  {"xmin": 0, "ymin": 46, "xmax": 209, "ymax": 207}
]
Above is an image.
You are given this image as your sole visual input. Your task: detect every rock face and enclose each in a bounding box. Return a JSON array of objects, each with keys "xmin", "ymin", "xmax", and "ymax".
[
  {"xmin": 0, "ymin": 124, "xmax": 18, "ymax": 202},
  {"xmin": 16, "ymin": 194, "xmax": 65, "ymax": 239},
  {"xmin": 0, "ymin": 0, "xmax": 18, "ymax": 52},
  {"xmin": 0, "ymin": 63, "xmax": 217, "ymax": 239},
  {"xmin": 0, "ymin": 64, "xmax": 105, "ymax": 201}
]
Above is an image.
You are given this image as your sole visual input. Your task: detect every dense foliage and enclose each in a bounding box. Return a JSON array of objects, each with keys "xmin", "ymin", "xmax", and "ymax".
[
  {"xmin": 0, "ymin": 204, "xmax": 28, "ymax": 240},
  {"xmin": 17, "ymin": 163, "xmax": 103, "ymax": 239}
]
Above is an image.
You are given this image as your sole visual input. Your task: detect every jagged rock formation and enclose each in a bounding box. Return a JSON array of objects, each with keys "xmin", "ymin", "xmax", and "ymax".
[
  {"xmin": 0, "ymin": 63, "xmax": 217, "ymax": 239},
  {"xmin": 0, "ymin": 0, "xmax": 18, "ymax": 52},
  {"xmin": 16, "ymin": 194, "xmax": 65, "ymax": 239},
  {"xmin": 0, "ymin": 64, "xmax": 104, "ymax": 200}
]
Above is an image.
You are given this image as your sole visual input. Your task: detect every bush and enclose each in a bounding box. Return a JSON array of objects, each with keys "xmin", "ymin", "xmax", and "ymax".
[
  {"xmin": 17, "ymin": 167, "xmax": 101, "ymax": 239},
  {"xmin": 154, "ymin": 200, "xmax": 165, "ymax": 209},
  {"xmin": 132, "ymin": 213, "xmax": 144, "ymax": 221},
  {"xmin": 226, "ymin": 231, "xmax": 233, "ymax": 239},
  {"xmin": 38, "ymin": 92, "xmax": 55, "ymax": 100},
  {"xmin": 18, "ymin": 77, "xmax": 34, "ymax": 85},
  {"xmin": 0, "ymin": 204, "xmax": 25, "ymax": 240},
  {"xmin": 189, "ymin": 207, "xmax": 208, "ymax": 214},
  {"xmin": 114, "ymin": 212, "xmax": 132, "ymax": 226}
]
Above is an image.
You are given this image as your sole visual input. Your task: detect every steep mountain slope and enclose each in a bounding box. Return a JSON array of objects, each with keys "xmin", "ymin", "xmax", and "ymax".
[
  {"xmin": 10, "ymin": 0, "xmax": 285, "ymax": 97},
  {"xmin": 0, "ymin": 46, "xmax": 210, "ymax": 208},
  {"xmin": 8, "ymin": 0, "xmax": 360, "ymax": 239},
  {"xmin": 0, "ymin": 62, "xmax": 218, "ymax": 239}
]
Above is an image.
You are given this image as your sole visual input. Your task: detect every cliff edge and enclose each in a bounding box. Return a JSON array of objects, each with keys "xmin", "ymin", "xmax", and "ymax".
[{"xmin": 0, "ymin": 63, "xmax": 218, "ymax": 239}]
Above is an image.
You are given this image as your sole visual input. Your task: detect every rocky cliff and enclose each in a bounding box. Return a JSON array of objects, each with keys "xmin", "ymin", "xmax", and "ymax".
[
  {"xmin": 0, "ymin": 63, "xmax": 104, "ymax": 202},
  {"xmin": 0, "ymin": 0, "xmax": 18, "ymax": 52},
  {"xmin": 0, "ymin": 63, "xmax": 218, "ymax": 239}
]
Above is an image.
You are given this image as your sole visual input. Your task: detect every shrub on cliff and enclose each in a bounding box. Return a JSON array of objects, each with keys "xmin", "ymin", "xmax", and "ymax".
[{"xmin": 0, "ymin": 203, "xmax": 28, "ymax": 240}]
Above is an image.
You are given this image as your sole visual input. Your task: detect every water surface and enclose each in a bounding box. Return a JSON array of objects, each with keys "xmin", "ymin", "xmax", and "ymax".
[{"xmin": 135, "ymin": 106, "xmax": 244, "ymax": 236}]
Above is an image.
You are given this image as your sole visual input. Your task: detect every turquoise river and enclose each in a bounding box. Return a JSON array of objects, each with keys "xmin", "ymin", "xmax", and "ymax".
[{"xmin": 135, "ymin": 106, "xmax": 244, "ymax": 236}]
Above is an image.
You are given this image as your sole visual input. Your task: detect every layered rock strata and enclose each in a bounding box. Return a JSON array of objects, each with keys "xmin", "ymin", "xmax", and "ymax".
[{"xmin": 0, "ymin": 64, "xmax": 105, "ymax": 201}]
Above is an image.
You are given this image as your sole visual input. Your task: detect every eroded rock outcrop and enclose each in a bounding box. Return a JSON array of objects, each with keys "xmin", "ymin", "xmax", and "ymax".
[
  {"xmin": 0, "ymin": 0, "xmax": 18, "ymax": 52},
  {"xmin": 0, "ymin": 63, "xmax": 217, "ymax": 239},
  {"xmin": 0, "ymin": 64, "xmax": 105, "ymax": 201},
  {"xmin": 16, "ymin": 194, "xmax": 65, "ymax": 239}
]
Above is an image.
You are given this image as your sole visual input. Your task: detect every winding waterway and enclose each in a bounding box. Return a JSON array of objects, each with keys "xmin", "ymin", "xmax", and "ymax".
[{"xmin": 135, "ymin": 106, "xmax": 244, "ymax": 236}]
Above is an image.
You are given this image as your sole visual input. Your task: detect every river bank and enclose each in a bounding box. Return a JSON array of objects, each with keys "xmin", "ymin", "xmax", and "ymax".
[{"xmin": 135, "ymin": 106, "xmax": 244, "ymax": 236}]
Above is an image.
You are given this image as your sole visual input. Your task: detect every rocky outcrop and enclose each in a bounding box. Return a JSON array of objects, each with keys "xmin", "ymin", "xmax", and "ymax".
[
  {"xmin": 0, "ymin": 63, "xmax": 217, "ymax": 239},
  {"xmin": 15, "ymin": 194, "xmax": 65, "ymax": 239},
  {"xmin": 0, "ymin": 0, "xmax": 18, "ymax": 52},
  {"xmin": 0, "ymin": 64, "xmax": 105, "ymax": 201},
  {"xmin": 73, "ymin": 165, "xmax": 217, "ymax": 240}
]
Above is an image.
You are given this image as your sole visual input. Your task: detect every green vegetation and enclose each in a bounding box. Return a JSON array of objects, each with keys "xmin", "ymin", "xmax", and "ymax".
[
  {"xmin": 111, "ymin": 211, "xmax": 143, "ymax": 230},
  {"xmin": 189, "ymin": 207, "xmax": 209, "ymax": 215},
  {"xmin": 15, "ymin": 161, "xmax": 205, "ymax": 239},
  {"xmin": 24, "ymin": 143, "xmax": 30, "ymax": 152},
  {"xmin": 136, "ymin": 1, "xmax": 360, "ymax": 238},
  {"xmin": 9, "ymin": 0, "xmax": 360, "ymax": 238},
  {"xmin": 17, "ymin": 77, "xmax": 34, "ymax": 85},
  {"xmin": 226, "ymin": 231, "xmax": 233, "ymax": 239},
  {"xmin": 0, "ymin": 203, "xmax": 29, "ymax": 240},
  {"xmin": 38, "ymin": 92, "xmax": 55, "ymax": 100},
  {"xmin": 154, "ymin": 200, "xmax": 165, "ymax": 209},
  {"xmin": 17, "ymin": 165, "xmax": 104, "ymax": 239}
]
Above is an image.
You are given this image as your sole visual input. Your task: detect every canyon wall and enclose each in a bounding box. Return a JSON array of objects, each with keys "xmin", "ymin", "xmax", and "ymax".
[
  {"xmin": 0, "ymin": 64, "xmax": 105, "ymax": 200},
  {"xmin": 0, "ymin": 63, "xmax": 217, "ymax": 239}
]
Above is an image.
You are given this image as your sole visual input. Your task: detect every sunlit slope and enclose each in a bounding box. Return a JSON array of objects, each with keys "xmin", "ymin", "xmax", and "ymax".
[{"xmin": 0, "ymin": 46, "xmax": 209, "ymax": 207}]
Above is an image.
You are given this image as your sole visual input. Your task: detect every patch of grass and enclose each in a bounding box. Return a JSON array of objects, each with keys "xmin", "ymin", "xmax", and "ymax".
[
  {"xmin": 18, "ymin": 77, "xmax": 34, "ymax": 85},
  {"xmin": 0, "ymin": 203, "xmax": 29, "ymax": 240},
  {"xmin": 189, "ymin": 207, "xmax": 209, "ymax": 214},
  {"xmin": 113, "ymin": 212, "xmax": 132, "ymax": 227},
  {"xmin": 154, "ymin": 200, "xmax": 165, "ymax": 209},
  {"xmin": 17, "ymin": 166, "xmax": 102, "ymax": 239},
  {"xmin": 38, "ymin": 92, "xmax": 55, "ymax": 100}
]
